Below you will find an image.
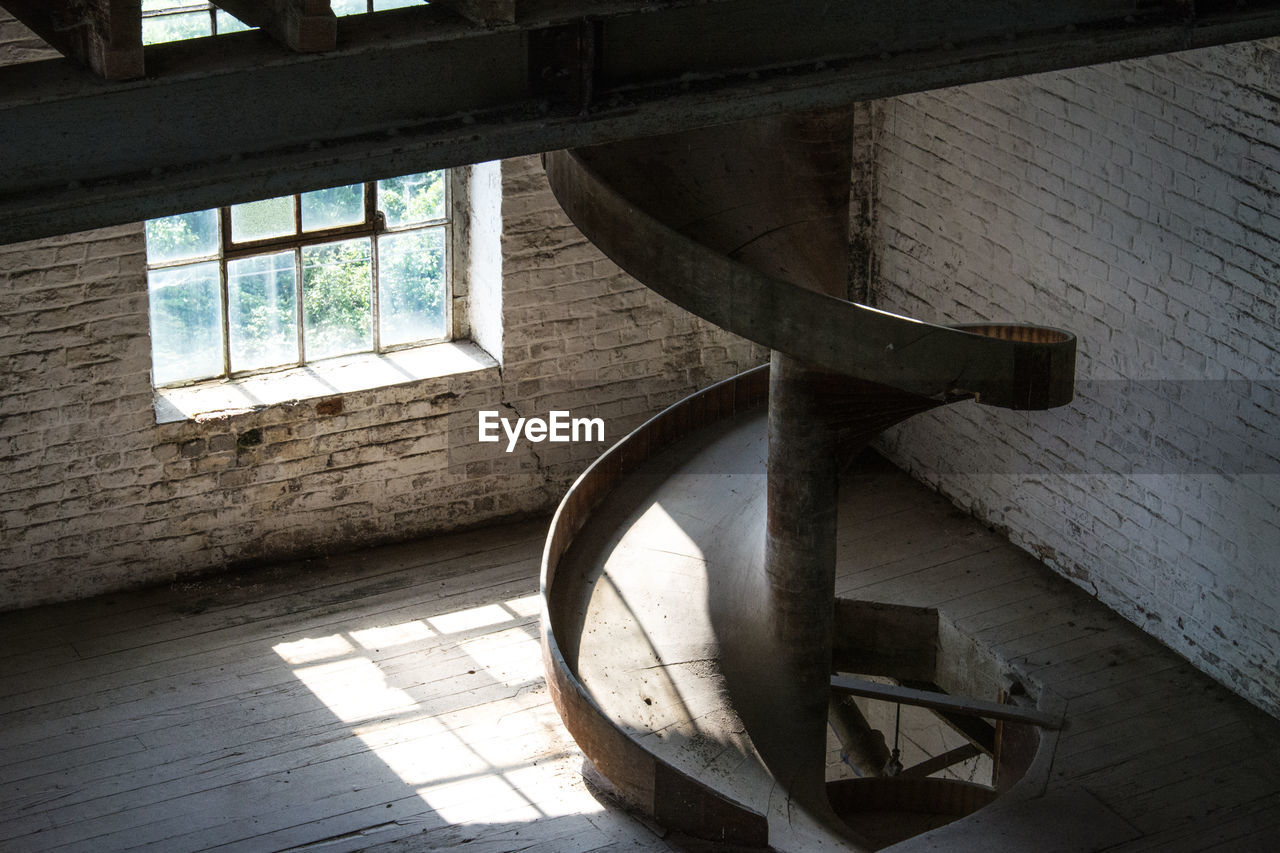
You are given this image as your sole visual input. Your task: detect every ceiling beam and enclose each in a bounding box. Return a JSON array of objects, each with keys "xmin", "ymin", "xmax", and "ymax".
[
  {"xmin": 210, "ymin": 1, "xmax": 336, "ymax": 52},
  {"xmin": 0, "ymin": 0, "xmax": 142, "ymax": 79},
  {"xmin": 3, "ymin": 0, "xmax": 1280, "ymax": 243},
  {"xmin": 431, "ymin": 0, "xmax": 517, "ymax": 27}
]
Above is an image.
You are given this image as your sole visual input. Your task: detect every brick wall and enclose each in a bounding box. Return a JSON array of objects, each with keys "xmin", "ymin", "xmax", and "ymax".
[
  {"xmin": 869, "ymin": 41, "xmax": 1280, "ymax": 715},
  {"xmin": 0, "ymin": 14, "xmax": 762, "ymax": 609}
]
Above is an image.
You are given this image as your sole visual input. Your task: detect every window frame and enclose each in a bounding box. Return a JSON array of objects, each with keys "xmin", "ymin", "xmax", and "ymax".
[{"xmin": 145, "ymin": 171, "xmax": 456, "ymax": 389}]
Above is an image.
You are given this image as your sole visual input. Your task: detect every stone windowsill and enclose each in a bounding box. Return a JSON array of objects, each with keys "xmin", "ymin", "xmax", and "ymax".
[{"xmin": 154, "ymin": 340, "xmax": 498, "ymax": 424}]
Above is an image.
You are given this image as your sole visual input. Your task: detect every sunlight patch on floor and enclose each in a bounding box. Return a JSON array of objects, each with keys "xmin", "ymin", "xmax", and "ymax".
[
  {"xmin": 292, "ymin": 657, "xmax": 420, "ymax": 722},
  {"xmin": 428, "ymin": 604, "xmax": 511, "ymax": 634},
  {"xmin": 274, "ymin": 633, "xmax": 356, "ymax": 664},
  {"xmin": 271, "ymin": 594, "xmax": 606, "ymax": 825},
  {"xmin": 351, "ymin": 620, "xmax": 435, "ymax": 649}
]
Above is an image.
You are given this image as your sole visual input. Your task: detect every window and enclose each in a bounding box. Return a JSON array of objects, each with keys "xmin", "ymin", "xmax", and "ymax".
[
  {"xmin": 145, "ymin": 172, "xmax": 452, "ymax": 387},
  {"xmin": 141, "ymin": 1, "xmax": 422, "ymax": 44}
]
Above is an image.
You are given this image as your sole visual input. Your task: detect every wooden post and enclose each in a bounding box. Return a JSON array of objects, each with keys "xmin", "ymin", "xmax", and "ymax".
[{"xmin": 3, "ymin": 0, "xmax": 143, "ymax": 79}]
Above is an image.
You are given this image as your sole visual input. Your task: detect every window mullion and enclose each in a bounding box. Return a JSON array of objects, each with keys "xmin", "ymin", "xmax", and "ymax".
[
  {"xmin": 368, "ymin": 181, "xmax": 381, "ymax": 353},
  {"xmin": 444, "ymin": 170, "xmax": 454, "ymax": 341},
  {"xmin": 295, "ymin": 247, "xmax": 306, "ymax": 367},
  {"xmin": 371, "ymin": 236, "xmax": 382, "ymax": 354},
  {"xmin": 219, "ymin": 237, "xmax": 232, "ymax": 379}
]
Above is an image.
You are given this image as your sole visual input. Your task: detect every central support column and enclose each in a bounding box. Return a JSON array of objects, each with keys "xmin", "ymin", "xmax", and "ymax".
[
  {"xmin": 761, "ymin": 352, "xmax": 846, "ymax": 801},
  {"xmin": 734, "ymin": 108, "xmax": 859, "ymax": 819}
]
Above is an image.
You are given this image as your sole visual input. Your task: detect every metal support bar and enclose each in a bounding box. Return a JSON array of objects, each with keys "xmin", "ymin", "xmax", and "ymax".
[
  {"xmin": 899, "ymin": 743, "xmax": 984, "ymax": 778},
  {"xmin": 831, "ymin": 674, "xmax": 1063, "ymax": 730},
  {"xmin": 828, "ymin": 695, "xmax": 891, "ymax": 777},
  {"xmin": 901, "ymin": 679, "xmax": 998, "ymax": 755}
]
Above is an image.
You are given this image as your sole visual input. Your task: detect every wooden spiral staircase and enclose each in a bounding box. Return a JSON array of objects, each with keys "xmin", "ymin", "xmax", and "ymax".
[{"xmin": 539, "ymin": 110, "xmax": 1077, "ymax": 851}]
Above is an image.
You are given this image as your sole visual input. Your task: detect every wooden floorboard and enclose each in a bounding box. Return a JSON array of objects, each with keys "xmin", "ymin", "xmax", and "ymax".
[{"xmin": 0, "ymin": 524, "xmax": 544, "ymax": 660}]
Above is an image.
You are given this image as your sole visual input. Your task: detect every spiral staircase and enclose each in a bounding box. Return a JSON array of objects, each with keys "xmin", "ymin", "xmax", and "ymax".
[{"xmin": 538, "ymin": 110, "xmax": 1077, "ymax": 851}]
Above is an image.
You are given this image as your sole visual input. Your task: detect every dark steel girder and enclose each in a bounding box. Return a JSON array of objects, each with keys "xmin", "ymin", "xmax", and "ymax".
[{"xmin": 4, "ymin": 0, "xmax": 1280, "ymax": 244}]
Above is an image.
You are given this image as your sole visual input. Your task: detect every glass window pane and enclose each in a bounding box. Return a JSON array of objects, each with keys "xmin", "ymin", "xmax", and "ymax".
[
  {"xmin": 378, "ymin": 228, "xmax": 446, "ymax": 347},
  {"xmin": 145, "ymin": 209, "xmax": 219, "ymax": 265},
  {"xmin": 374, "ymin": 0, "xmax": 420, "ymax": 9},
  {"xmin": 377, "ymin": 171, "xmax": 445, "ymax": 228},
  {"xmin": 142, "ymin": 11, "xmax": 212, "ymax": 44},
  {"xmin": 215, "ymin": 11, "xmax": 252, "ymax": 33},
  {"xmin": 302, "ymin": 184, "xmax": 365, "ymax": 233},
  {"xmin": 148, "ymin": 261, "xmax": 223, "ymax": 385},
  {"xmin": 230, "ymin": 195, "xmax": 296, "ymax": 243},
  {"xmin": 228, "ymin": 251, "xmax": 299, "ymax": 373},
  {"xmin": 303, "ymin": 239, "xmax": 372, "ymax": 360},
  {"xmin": 333, "ymin": 0, "xmax": 367, "ymax": 15}
]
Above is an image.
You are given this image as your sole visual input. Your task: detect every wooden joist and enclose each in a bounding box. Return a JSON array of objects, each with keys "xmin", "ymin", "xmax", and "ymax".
[
  {"xmin": 432, "ymin": 0, "xmax": 516, "ymax": 27},
  {"xmin": 7, "ymin": 0, "xmax": 1280, "ymax": 243},
  {"xmin": 211, "ymin": 0, "xmax": 336, "ymax": 52},
  {"xmin": 831, "ymin": 674, "xmax": 1063, "ymax": 730},
  {"xmin": 0, "ymin": 0, "xmax": 142, "ymax": 79}
]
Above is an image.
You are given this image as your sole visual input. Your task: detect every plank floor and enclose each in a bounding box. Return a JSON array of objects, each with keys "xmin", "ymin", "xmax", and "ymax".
[
  {"xmin": 836, "ymin": 453, "xmax": 1280, "ymax": 852},
  {"xmin": 0, "ymin": 522, "xmax": 675, "ymax": 853},
  {"xmin": 2, "ymin": 452, "xmax": 1278, "ymax": 851}
]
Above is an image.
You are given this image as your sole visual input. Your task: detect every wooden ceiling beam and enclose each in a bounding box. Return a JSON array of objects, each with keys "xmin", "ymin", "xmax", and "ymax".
[
  {"xmin": 431, "ymin": 0, "xmax": 517, "ymax": 27},
  {"xmin": 4, "ymin": 0, "xmax": 1280, "ymax": 243},
  {"xmin": 210, "ymin": 1, "xmax": 336, "ymax": 52},
  {"xmin": 0, "ymin": 0, "xmax": 143, "ymax": 79}
]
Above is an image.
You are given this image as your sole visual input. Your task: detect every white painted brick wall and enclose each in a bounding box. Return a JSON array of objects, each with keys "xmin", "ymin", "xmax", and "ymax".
[
  {"xmin": 0, "ymin": 11, "xmax": 763, "ymax": 606},
  {"xmin": 869, "ymin": 40, "xmax": 1280, "ymax": 715}
]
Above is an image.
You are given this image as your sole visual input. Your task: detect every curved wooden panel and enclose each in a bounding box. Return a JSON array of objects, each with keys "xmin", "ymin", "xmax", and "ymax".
[{"xmin": 539, "ymin": 367, "xmax": 771, "ymax": 847}]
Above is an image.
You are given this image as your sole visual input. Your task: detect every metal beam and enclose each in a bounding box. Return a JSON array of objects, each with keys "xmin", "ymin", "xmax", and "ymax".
[
  {"xmin": 0, "ymin": 0, "xmax": 142, "ymax": 79},
  {"xmin": 831, "ymin": 675, "xmax": 1063, "ymax": 730},
  {"xmin": 899, "ymin": 743, "xmax": 984, "ymax": 778},
  {"xmin": 4, "ymin": 0, "xmax": 1280, "ymax": 243},
  {"xmin": 210, "ymin": 1, "xmax": 336, "ymax": 52}
]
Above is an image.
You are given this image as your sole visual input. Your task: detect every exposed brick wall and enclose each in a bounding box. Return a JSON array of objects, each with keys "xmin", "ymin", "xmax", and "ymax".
[
  {"xmin": 0, "ymin": 21, "xmax": 763, "ymax": 608},
  {"xmin": 868, "ymin": 41, "xmax": 1280, "ymax": 715}
]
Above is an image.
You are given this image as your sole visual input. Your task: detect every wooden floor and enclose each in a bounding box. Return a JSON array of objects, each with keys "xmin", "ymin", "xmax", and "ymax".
[
  {"xmin": 0, "ymin": 522, "xmax": 675, "ymax": 853},
  {"xmin": 835, "ymin": 454, "xmax": 1280, "ymax": 852},
  {"xmin": 1, "ymin": 453, "xmax": 1278, "ymax": 851}
]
